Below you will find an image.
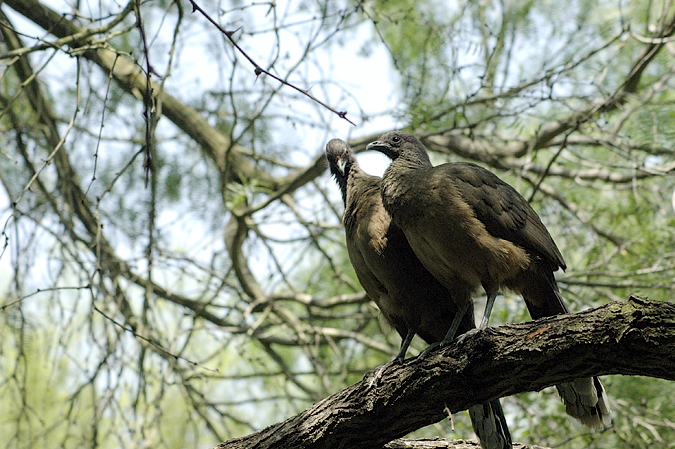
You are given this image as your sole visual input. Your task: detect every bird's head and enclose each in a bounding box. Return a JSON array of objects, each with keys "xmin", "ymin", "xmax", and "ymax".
[
  {"xmin": 325, "ymin": 138, "xmax": 356, "ymax": 202},
  {"xmin": 325, "ymin": 139, "xmax": 354, "ymax": 177},
  {"xmin": 366, "ymin": 131, "xmax": 431, "ymax": 167}
]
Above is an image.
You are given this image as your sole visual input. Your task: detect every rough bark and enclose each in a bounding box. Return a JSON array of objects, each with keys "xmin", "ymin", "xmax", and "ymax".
[
  {"xmin": 216, "ymin": 296, "xmax": 675, "ymax": 449},
  {"xmin": 385, "ymin": 440, "xmax": 547, "ymax": 449}
]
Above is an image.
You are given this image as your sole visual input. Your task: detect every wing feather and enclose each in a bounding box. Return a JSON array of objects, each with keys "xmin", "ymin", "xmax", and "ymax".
[{"xmin": 443, "ymin": 162, "xmax": 566, "ymax": 271}]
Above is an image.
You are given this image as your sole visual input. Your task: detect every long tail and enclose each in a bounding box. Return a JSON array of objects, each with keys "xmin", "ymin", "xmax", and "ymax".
[
  {"xmin": 469, "ymin": 399, "xmax": 512, "ymax": 449},
  {"xmin": 556, "ymin": 377, "xmax": 612, "ymax": 428},
  {"xmin": 520, "ymin": 262, "xmax": 612, "ymax": 428}
]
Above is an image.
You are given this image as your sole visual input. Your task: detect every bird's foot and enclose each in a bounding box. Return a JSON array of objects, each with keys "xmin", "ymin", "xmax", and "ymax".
[
  {"xmin": 391, "ymin": 354, "xmax": 405, "ymax": 364},
  {"xmin": 418, "ymin": 341, "xmax": 442, "ymax": 359},
  {"xmin": 419, "ymin": 328, "xmax": 484, "ymax": 359},
  {"xmin": 455, "ymin": 328, "xmax": 481, "ymax": 345}
]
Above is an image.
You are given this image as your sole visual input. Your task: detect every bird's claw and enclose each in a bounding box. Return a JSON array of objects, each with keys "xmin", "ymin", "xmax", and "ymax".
[
  {"xmin": 418, "ymin": 341, "xmax": 442, "ymax": 359},
  {"xmin": 456, "ymin": 328, "xmax": 481, "ymax": 345}
]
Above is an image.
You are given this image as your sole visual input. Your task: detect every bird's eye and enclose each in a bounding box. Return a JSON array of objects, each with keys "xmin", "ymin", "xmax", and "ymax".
[{"xmin": 391, "ymin": 136, "xmax": 401, "ymax": 143}]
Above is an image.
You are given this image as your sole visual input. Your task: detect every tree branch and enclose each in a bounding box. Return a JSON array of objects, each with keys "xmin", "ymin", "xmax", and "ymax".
[
  {"xmin": 187, "ymin": 0, "xmax": 356, "ymax": 126},
  {"xmin": 215, "ymin": 296, "xmax": 675, "ymax": 449},
  {"xmin": 384, "ymin": 440, "xmax": 547, "ymax": 449},
  {"xmin": 3, "ymin": 0, "xmax": 277, "ymax": 188},
  {"xmin": 419, "ymin": 12, "xmax": 675, "ymax": 165}
]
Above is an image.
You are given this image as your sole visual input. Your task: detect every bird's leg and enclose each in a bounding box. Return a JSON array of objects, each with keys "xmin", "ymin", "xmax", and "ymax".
[
  {"xmin": 479, "ymin": 290, "xmax": 498, "ymax": 329},
  {"xmin": 393, "ymin": 328, "xmax": 416, "ymax": 363},
  {"xmin": 419, "ymin": 301, "xmax": 470, "ymax": 358},
  {"xmin": 456, "ymin": 290, "xmax": 498, "ymax": 344}
]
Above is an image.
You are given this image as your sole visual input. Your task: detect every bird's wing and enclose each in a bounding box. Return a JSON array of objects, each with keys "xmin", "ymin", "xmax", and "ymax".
[{"xmin": 445, "ymin": 162, "xmax": 566, "ymax": 270}]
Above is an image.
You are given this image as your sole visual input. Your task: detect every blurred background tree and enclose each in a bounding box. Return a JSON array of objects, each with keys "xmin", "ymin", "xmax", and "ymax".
[{"xmin": 1, "ymin": 0, "xmax": 674, "ymax": 448}]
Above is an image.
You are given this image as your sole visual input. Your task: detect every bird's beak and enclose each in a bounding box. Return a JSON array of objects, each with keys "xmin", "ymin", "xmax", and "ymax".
[
  {"xmin": 335, "ymin": 156, "xmax": 347, "ymax": 176},
  {"xmin": 366, "ymin": 141, "xmax": 394, "ymax": 159}
]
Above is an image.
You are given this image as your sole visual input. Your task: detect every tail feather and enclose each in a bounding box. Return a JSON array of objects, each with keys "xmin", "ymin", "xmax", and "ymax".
[
  {"xmin": 468, "ymin": 399, "xmax": 512, "ymax": 449},
  {"xmin": 518, "ymin": 265, "xmax": 568, "ymax": 319},
  {"xmin": 521, "ymin": 261, "xmax": 612, "ymax": 428},
  {"xmin": 556, "ymin": 377, "xmax": 612, "ymax": 428}
]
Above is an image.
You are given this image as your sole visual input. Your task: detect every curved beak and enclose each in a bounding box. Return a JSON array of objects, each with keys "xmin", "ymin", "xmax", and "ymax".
[
  {"xmin": 365, "ymin": 141, "xmax": 384, "ymax": 152},
  {"xmin": 366, "ymin": 140, "xmax": 395, "ymax": 159},
  {"xmin": 335, "ymin": 156, "xmax": 347, "ymax": 176}
]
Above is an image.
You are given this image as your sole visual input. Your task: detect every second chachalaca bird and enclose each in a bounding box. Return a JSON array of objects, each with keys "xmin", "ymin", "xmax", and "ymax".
[
  {"xmin": 367, "ymin": 131, "xmax": 611, "ymax": 428},
  {"xmin": 326, "ymin": 138, "xmax": 512, "ymax": 449}
]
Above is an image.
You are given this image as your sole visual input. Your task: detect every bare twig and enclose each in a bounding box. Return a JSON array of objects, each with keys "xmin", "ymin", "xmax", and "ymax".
[{"xmin": 187, "ymin": 0, "xmax": 356, "ymax": 126}]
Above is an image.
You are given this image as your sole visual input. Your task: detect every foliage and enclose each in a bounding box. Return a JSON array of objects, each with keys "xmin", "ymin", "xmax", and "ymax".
[{"xmin": 1, "ymin": 0, "xmax": 674, "ymax": 448}]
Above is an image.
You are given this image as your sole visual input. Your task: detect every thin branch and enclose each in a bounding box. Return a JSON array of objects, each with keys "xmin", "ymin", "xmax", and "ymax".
[
  {"xmin": 92, "ymin": 305, "xmax": 220, "ymax": 373},
  {"xmin": 188, "ymin": 0, "xmax": 356, "ymax": 126}
]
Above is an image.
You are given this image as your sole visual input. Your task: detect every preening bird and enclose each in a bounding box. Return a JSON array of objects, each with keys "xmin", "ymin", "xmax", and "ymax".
[
  {"xmin": 326, "ymin": 138, "xmax": 512, "ymax": 449},
  {"xmin": 366, "ymin": 130, "xmax": 611, "ymax": 429}
]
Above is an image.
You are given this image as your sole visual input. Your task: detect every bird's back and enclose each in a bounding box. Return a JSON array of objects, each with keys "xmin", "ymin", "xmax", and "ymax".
[
  {"xmin": 442, "ymin": 162, "xmax": 565, "ymax": 271},
  {"xmin": 381, "ymin": 159, "xmax": 568, "ymax": 296}
]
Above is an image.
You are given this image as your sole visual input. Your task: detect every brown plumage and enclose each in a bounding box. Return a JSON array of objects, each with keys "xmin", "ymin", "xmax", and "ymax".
[
  {"xmin": 367, "ymin": 131, "xmax": 611, "ymax": 429},
  {"xmin": 326, "ymin": 138, "xmax": 511, "ymax": 449}
]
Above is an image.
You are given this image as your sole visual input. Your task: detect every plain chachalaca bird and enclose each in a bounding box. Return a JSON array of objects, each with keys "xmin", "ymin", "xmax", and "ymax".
[
  {"xmin": 326, "ymin": 139, "xmax": 512, "ymax": 449},
  {"xmin": 366, "ymin": 131, "xmax": 611, "ymax": 429}
]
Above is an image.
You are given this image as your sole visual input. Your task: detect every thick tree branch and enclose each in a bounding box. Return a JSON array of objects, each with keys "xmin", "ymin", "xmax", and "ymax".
[
  {"xmin": 384, "ymin": 440, "xmax": 547, "ymax": 449},
  {"xmin": 216, "ymin": 296, "xmax": 675, "ymax": 449}
]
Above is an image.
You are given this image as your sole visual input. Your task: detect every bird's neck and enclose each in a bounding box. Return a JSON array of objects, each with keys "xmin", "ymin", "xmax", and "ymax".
[
  {"xmin": 346, "ymin": 169, "xmax": 379, "ymax": 202},
  {"xmin": 335, "ymin": 176, "xmax": 348, "ymax": 206},
  {"xmin": 381, "ymin": 162, "xmax": 429, "ymax": 219},
  {"xmin": 343, "ymin": 170, "xmax": 380, "ymax": 226}
]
